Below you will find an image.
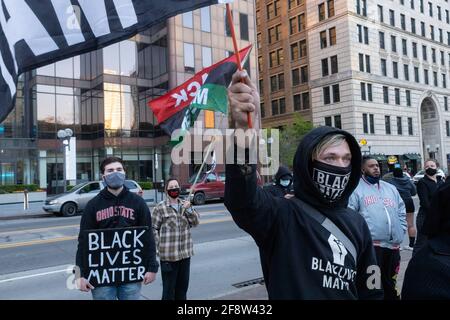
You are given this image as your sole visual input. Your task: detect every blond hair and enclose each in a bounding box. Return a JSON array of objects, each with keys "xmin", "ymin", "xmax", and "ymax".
[{"xmin": 312, "ymin": 134, "xmax": 347, "ymax": 161}]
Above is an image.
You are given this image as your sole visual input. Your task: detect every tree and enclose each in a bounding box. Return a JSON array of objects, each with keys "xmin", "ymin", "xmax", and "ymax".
[{"xmin": 278, "ymin": 114, "xmax": 314, "ymax": 169}]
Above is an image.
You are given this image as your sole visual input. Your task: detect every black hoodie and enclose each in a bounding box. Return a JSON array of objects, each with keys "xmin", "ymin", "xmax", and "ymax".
[
  {"xmin": 225, "ymin": 126, "xmax": 383, "ymax": 299},
  {"xmin": 75, "ymin": 187, "xmax": 159, "ymax": 278},
  {"xmin": 263, "ymin": 166, "xmax": 293, "ymax": 197}
]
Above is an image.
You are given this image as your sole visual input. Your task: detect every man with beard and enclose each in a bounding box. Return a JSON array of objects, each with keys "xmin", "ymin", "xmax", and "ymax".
[{"xmin": 348, "ymin": 156, "xmax": 406, "ymax": 300}]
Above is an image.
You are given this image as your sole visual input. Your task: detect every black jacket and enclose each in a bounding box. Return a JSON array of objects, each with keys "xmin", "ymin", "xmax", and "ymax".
[
  {"xmin": 385, "ymin": 176, "xmax": 417, "ymax": 202},
  {"xmin": 75, "ymin": 187, "xmax": 159, "ymax": 278},
  {"xmin": 417, "ymin": 175, "xmax": 444, "ymax": 216},
  {"xmin": 263, "ymin": 166, "xmax": 293, "ymax": 197},
  {"xmin": 224, "ymin": 126, "xmax": 383, "ymax": 300}
]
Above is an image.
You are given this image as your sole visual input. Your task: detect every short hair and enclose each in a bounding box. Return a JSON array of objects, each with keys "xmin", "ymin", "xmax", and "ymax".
[
  {"xmin": 362, "ymin": 155, "xmax": 377, "ymax": 165},
  {"xmin": 424, "ymin": 158, "xmax": 439, "ymax": 167},
  {"xmin": 100, "ymin": 157, "xmax": 124, "ymax": 174},
  {"xmin": 312, "ymin": 134, "xmax": 347, "ymax": 161},
  {"xmin": 165, "ymin": 177, "xmax": 180, "ymax": 191}
]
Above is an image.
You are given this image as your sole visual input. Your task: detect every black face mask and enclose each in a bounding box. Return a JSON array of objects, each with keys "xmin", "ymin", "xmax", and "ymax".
[
  {"xmin": 425, "ymin": 168, "xmax": 437, "ymax": 176},
  {"xmin": 311, "ymin": 161, "xmax": 352, "ymax": 202},
  {"xmin": 167, "ymin": 188, "xmax": 180, "ymax": 199}
]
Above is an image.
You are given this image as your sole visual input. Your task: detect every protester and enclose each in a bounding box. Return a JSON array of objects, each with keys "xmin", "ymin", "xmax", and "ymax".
[
  {"xmin": 413, "ymin": 159, "xmax": 444, "ymax": 255},
  {"xmin": 151, "ymin": 178, "xmax": 199, "ymax": 300},
  {"xmin": 224, "ymin": 70, "xmax": 383, "ymax": 299},
  {"xmin": 263, "ymin": 165, "xmax": 294, "ymax": 198},
  {"xmin": 401, "ymin": 181, "xmax": 450, "ymax": 299},
  {"xmin": 75, "ymin": 157, "xmax": 158, "ymax": 300},
  {"xmin": 348, "ymin": 156, "xmax": 406, "ymax": 300},
  {"xmin": 385, "ymin": 163, "xmax": 417, "ymax": 250}
]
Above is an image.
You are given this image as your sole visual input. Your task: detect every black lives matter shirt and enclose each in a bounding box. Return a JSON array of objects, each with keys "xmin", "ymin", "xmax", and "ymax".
[{"xmin": 75, "ymin": 187, "xmax": 159, "ymax": 278}]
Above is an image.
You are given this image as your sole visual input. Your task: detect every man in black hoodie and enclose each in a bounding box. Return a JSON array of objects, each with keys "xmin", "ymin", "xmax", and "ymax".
[
  {"xmin": 75, "ymin": 157, "xmax": 159, "ymax": 300},
  {"xmin": 263, "ymin": 166, "xmax": 294, "ymax": 198},
  {"xmin": 225, "ymin": 70, "xmax": 383, "ymax": 299}
]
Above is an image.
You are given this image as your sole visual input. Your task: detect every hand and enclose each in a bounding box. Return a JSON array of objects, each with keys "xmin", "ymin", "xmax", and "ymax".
[
  {"xmin": 182, "ymin": 201, "xmax": 192, "ymax": 209},
  {"xmin": 284, "ymin": 194, "xmax": 295, "ymax": 199},
  {"xmin": 228, "ymin": 70, "xmax": 260, "ymax": 130},
  {"xmin": 143, "ymin": 272, "xmax": 156, "ymax": 285},
  {"xmin": 76, "ymin": 277, "xmax": 94, "ymax": 292}
]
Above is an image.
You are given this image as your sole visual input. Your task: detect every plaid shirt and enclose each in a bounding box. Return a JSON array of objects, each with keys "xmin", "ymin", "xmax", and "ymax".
[{"xmin": 151, "ymin": 198, "xmax": 200, "ymax": 262}]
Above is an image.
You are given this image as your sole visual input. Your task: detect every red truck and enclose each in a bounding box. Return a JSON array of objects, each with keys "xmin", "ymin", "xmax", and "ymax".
[{"xmin": 181, "ymin": 170, "xmax": 263, "ymax": 205}]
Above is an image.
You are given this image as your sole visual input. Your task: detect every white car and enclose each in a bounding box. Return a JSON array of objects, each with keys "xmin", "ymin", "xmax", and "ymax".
[
  {"xmin": 412, "ymin": 169, "xmax": 446, "ymax": 184},
  {"xmin": 43, "ymin": 180, "xmax": 143, "ymax": 217}
]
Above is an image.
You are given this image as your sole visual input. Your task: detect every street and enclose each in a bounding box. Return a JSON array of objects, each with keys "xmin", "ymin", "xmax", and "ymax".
[{"xmin": 0, "ymin": 202, "xmax": 264, "ymax": 300}]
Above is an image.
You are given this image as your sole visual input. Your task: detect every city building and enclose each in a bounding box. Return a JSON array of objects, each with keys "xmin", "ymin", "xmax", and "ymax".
[
  {"xmin": 307, "ymin": 0, "xmax": 450, "ymax": 173},
  {"xmin": 256, "ymin": 0, "xmax": 312, "ymax": 128},
  {"xmin": 0, "ymin": 2, "xmax": 256, "ymax": 192}
]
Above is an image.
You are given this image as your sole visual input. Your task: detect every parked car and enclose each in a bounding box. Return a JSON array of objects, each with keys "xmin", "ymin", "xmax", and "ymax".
[
  {"xmin": 181, "ymin": 172, "xmax": 226, "ymax": 205},
  {"xmin": 181, "ymin": 170, "xmax": 264, "ymax": 205},
  {"xmin": 412, "ymin": 169, "xmax": 446, "ymax": 184},
  {"xmin": 43, "ymin": 180, "xmax": 143, "ymax": 217}
]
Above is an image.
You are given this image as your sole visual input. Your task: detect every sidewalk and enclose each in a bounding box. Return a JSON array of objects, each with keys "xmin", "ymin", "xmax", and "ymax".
[{"xmin": 214, "ymin": 250, "xmax": 412, "ymax": 300}]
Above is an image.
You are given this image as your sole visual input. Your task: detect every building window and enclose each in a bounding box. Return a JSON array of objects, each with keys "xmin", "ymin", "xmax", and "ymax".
[
  {"xmin": 358, "ymin": 25, "xmax": 363, "ymax": 43},
  {"xmin": 302, "ymin": 92, "xmax": 310, "ymax": 109},
  {"xmin": 391, "ymin": 36, "xmax": 397, "ymax": 52},
  {"xmin": 428, "ymin": 2, "xmax": 433, "ymax": 17},
  {"xmin": 291, "ymin": 42, "xmax": 299, "ymax": 61},
  {"xmin": 330, "ymin": 55, "xmax": 338, "ymax": 74},
  {"xmin": 269, "ymin": 49, "xmax": 283, "ymax": 67},
  {"xmin": 432, "ymin": 48, "xmax": 436, "ymax": 64},
  {"xmin": 184, "ymin": 43, "xmax": 195, "ymax": 72},
  {"xmin": 368, "ymin": 83, "xmax": 373, "ymax": 101},
  {"xmin": 412, "ymin": 42, "xmax": 418, "ymax": 58},
  {"xmin": 369, "ymin": 114, "xmax": 375, "ymax": 134},
  {"xmin": 258, "ymin": 56, "xmax": 263, "ymax": 73},
  {"xmin": 359, "ymin": 53, "xmax": 364, "ymax": 72},
  {"xmin": 393, "ymin": 61, "xmax": 398, "ymax": 79},
  {"xmin": 420, "ymin": 0, "xmax": 424, "ymax": 13},
  {"xmin": 385, "ymin": 115, "xmax": 391, "ymax": 135},
  {"xmin": 182, "ymin": 12, "xmax": 193, "ymax": 28},
  {"xmin": 402, "ymin": 39, "xmax": 408, "ymax": 56},
  {"xmin": 395, "ymin": 88, "xmax": 401, "ymax": 105},
  {"xmin": 406, "ymin": 90, "xmax": 411, "ymax": 106},
  {"xmin": 389, "ymin": 9, "xmax": 395, "ymax": 26},
  {"xmin": 293, "ymin": 94, "xmax": 301, "ymax": 111},
  {"xmin": 261, "ymin": 102, "xmax": 265, "ymax": 118},
  {"xmin": 404, "ymin": 64, "xmax": 410, "ymax": 81},
  {"xmin": 365, "ymin": 55, "xmax": 371, "ymax": 73},
  {"xmin": 325, "ymin": 116, "xmax": 332, "ymax": 127},
  {"xmin": 271, "ymin": 99, "xmax": 279, "ymax": 116},
  {"xmin": 319, "ymin": 3, "xmax": 326, "ymax": 21},
  {"xmin": 364, "ymin": 27, "xmax": 369, "ymax": 44},
  {"xmin": 322, "ymin": 58, "xmax": 329, "ymax": 76},
  {"xmin": 441, "ymin": 51, "xmax": 445, "ymax": 66},
  {"xmin": 298, "ymin": 14, "xmax": 305, "ymax": 31},
  {"xmin": 378, "ymin": 5, "xmax": 384, "ymax": 22},
  {"xmin": 445, "ymin": 97, "xmax": 448, "ymax": 111},
  {"xmin": 379, "ymin": 32, "xmax": 385, "ymax": 49},
  {"xmin": 424, "ymin": 69, "xmax": 429, "ymax": 85},
  {"xmin": 334, "ymin": 115, "xmax": 342, "ymax": 129},
  {"xmin": 421, "ymin": 21, "xmax": 425, "ymax": 37},
  {"xmin": 433, "ymin": 71, "xmax": 438, "ymax": 86},
  {"xmin": 443, "ymin": 74, "xmax": 447, "ymax": 89},
  {"xmin": 290, "ymin": 17, "xmax": 298, "ymax": 35},
  {"xmin": 383, "ymin": 86, "xmax": 389, "ymax": 103},
  {"xmin": 323, "ymin": 86, "xmax": 331, "ymax": 104},
  {"xmin": 279, "ymin": 98, "xmax": 286, "ymax": 114},
  {"xmin": 292, "ymin": 68, "xmax": 300, "ymax": 86},
  {"xmin": 301, "ymin": 66, "xmax": 308, "ymax": 82},
  {"xmin": 359, "ymin": 54, "xmax": 371, "ymax": 73},
  {"xmin": 410, "ymin": 0, "xmax": 415, "ymax": 10},
  {"xmin": 397, "ymin": 117, "xmax": 403, "ymax": 135},
  {"xmin": 300, "ymin": 40, "xmax": 307, "ymax": 57},
  {"xmin": 414, "ymin": 67, "xmax": 420, "ymax": 83},
  {"xmin": 401, "ymin": 14, "xmax": 406, "ymax": 30},
  {"xmin": 240, "ymin": 13, "xmax": 249, "ymax": 41},
  {"xmin": 320, "ymin": 31, "xmax": 327, "ymax": 48},
  {"xmin": 332, "ymin": 84, "xmax": 340, "ymax": 103},
  {"xmin": 438, "ymin": 6, "xmax": 442, "ymax": 20},
  {"xmin": 408, "ymin": 117, "xmax": 413, "ymax": 135},
  {"xmin": 269, "ymin": 24, "xmax": 282, "ymax": 44},
  {"xmin": 329, "ymin": 27, "xmax": 336, "ymax": 46},
  {"xmin": 259, "ymin": 79, "xmax": 264, "ymax": 95},
  {"xmin": 422, "ymin": 45, "xmax": 427, "ymax": 61},
  {"xmin": 447, "ymin": 121, "xmax": 450, "ymax": 137},
  {"xmin": 411, "ymin": 18, "xmax": 416, "ymax": 34},
  {"xmin": 200, "ymin": 7, "xmax": 211, "ymax": 32},
  {"xmin": 328, "ymin": 0, "xmax": 335, "ymax": 17},
  {"xmin": 270, "ymin": 74, "xmax": 284, "ymax": 92},
  {"xmin": 363, "ymin": 113, "xmax": 369, "ymax": 133},
  {"xmin": 360, "ymin": 82, "xmax": 366, "ymax": 101},
  {"xmin": 381, "ymin": 59, "xmax": 387, "ymax": 76}
]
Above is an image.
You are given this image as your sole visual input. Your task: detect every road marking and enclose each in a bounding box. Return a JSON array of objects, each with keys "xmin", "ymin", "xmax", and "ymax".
[
  {"xmin": 0, "ymin": 210, "xmax": 229, "ymax": 237},
  {"xmin": 0, "ymin": 269, "xmax": 68, "ymax": 284},
  {"xmin": 0, "ymin": 216, "xmax": 233, "ymax": 249}
]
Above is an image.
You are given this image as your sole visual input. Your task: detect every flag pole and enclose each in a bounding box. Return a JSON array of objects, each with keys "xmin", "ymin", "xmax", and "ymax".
[{"xmin": 225, "ymin": 3, "xmax": 253, "ymax": 129}]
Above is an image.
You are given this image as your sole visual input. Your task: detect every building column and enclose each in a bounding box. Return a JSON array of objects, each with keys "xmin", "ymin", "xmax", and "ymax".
[{"xmin": 38, "ymin": 150, "xmax": 47, "ymax": 189}]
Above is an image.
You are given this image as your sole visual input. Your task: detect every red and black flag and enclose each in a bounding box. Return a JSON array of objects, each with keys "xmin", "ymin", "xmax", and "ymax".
[{"xmin": 148, "ymin": 44, "xmax": 252, "ymax": 143}]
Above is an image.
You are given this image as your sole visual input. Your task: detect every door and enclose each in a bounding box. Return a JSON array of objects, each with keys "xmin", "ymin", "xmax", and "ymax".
[{"xmin": 204, "ymin": 173, "xmax": 221, "ymax": 199}]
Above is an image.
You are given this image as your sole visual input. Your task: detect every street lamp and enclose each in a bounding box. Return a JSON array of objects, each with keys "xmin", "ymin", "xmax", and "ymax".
[{"xmin": 57, "ymin": 129, "xmax": 73, "ymax": 193}]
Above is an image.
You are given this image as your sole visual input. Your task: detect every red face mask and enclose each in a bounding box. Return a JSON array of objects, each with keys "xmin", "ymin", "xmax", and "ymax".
[{"xmin": 168, "ymin": 188, "xmax": 180, "ymax": 199}]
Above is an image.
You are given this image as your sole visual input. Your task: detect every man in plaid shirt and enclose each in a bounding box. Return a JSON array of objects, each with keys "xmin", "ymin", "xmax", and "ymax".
[{"xmin": 151, "ymin": 178, "xmax": 199, "ymax": 300}]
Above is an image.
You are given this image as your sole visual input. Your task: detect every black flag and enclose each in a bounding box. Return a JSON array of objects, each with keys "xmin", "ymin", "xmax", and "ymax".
[{"xmin": 0, "ymin": 0, "xmax": 225, "ymax": 123}]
